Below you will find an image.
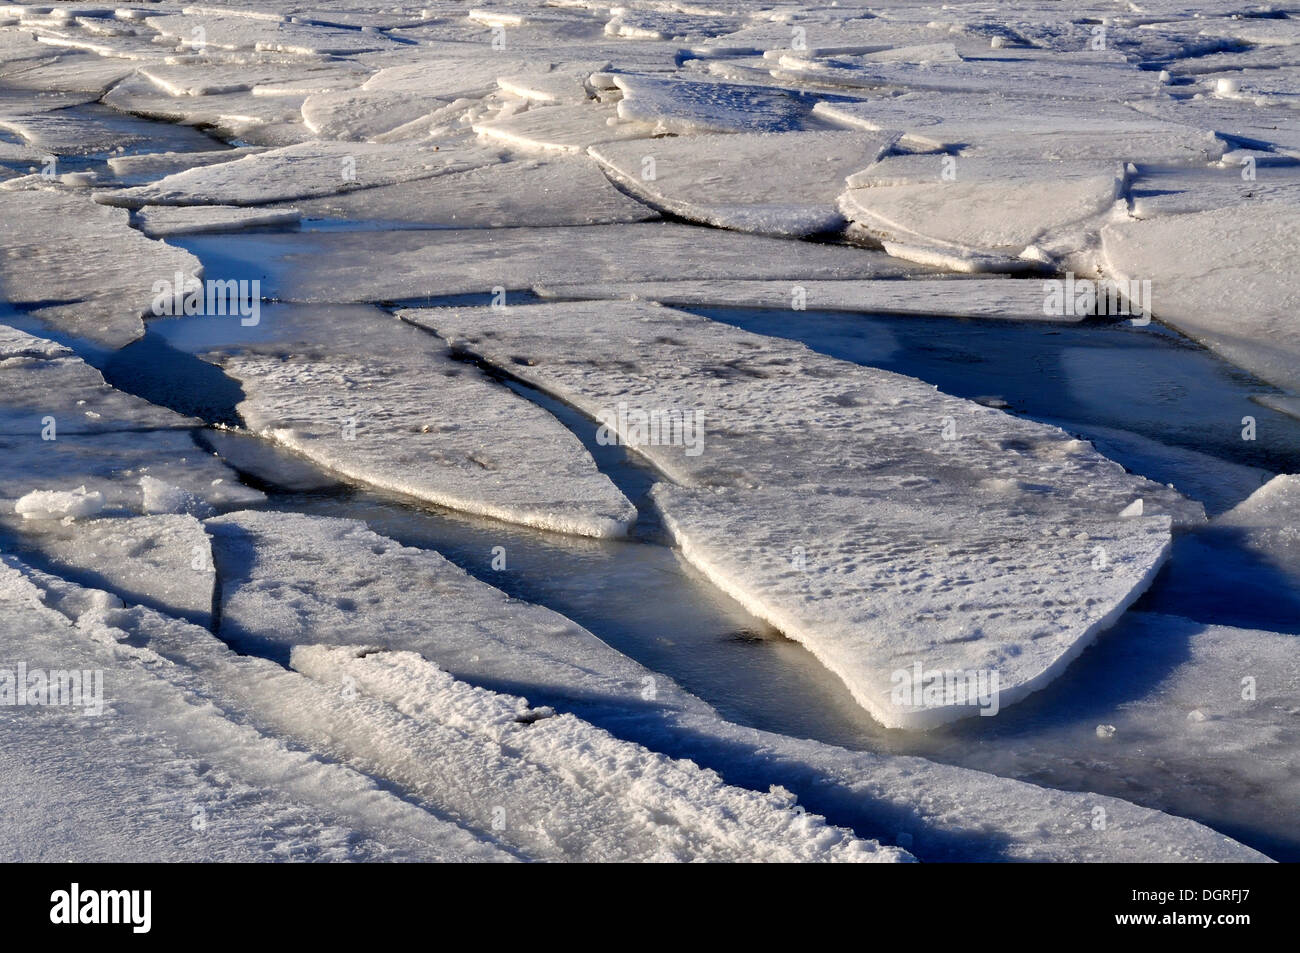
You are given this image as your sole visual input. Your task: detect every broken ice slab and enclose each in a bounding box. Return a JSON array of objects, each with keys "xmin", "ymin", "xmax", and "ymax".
[
  {"xmin": 0, "ymin": 556, "xmax": 507, "ymax": 861},
  {"xmin": 0, "ymin": 99, "xmax": 219, "ymax": 155},
  {"xmin": 588, "ymin": 130, "xmax": 896, "ymax": 237},
  {"xmin": 839, "ymin": 167, "xmax": 1124, "ymax": 272},
  {"xmin": 402, "ymin": 300, "xmax": 1202, "ymax": 728},
  {"xmin": 247, "ymin": 222, "xmax": 928, "ymax": 303},
  {"xmin": 1129, "ymin": 161, "xmax": 1300, "ymax": 219},
  {"xmin": 288, "ymin": 155, "xmax": 657, "ymax": 227},
  {"xmin": 106, "ymin": 146, "xmax": 269, "ymax": 186},
  {"xmin": 0, "ymin": 514, "xmax": 215, "ymax": 625},
  {"xmin": 204, "ymin": 304, "xmax": 635, "ymax": 538},
  {"xmin": 532, "ymin": 277, "xmax": 1081, "ymax": 322},
  {"xmin": 207, "ymin": 509, "xmax": 705, "ymax": 710},
  {"xmin": 134, "ymin": 205, "xmax": 301, "ymax": 238},
  {"xmin": 98, "ymin": 138, "xmax": 506, "ymax": 207},
  {"xmin": 472, "ymin": 102, "xmax": 656, "ymax": 154},
  {"xmin": 0, "ymin": 191, "xmax": 203, "ymax": 348},
  {"xmin": 1101, "ymin": 202, "xmax": 1300, "ymax": 394},
  {"xmin": 611, "ymin": 73, "xmax": 812, "ymax": 133},
  {"xmin": 0, "ymin": 325, "xmax": 262, "ymax": 514},
  {"xmin": 143, "ymin": 12, "xmax": 396, "ymax": 57},
  {"xmin": 301, "ymin": 86, "xmax": 448, "ymax": 141}
]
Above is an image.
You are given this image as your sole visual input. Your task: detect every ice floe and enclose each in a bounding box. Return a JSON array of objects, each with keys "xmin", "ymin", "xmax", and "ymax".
[{"xmin": 403, "ymin": 300, "xmax": 1200, "ymax": 728}]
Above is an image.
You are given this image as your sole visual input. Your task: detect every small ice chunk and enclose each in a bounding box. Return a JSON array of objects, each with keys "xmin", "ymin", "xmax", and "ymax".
[{"xmin": 15, "ymin": 486, "xmax": 105, "ymax": 521}]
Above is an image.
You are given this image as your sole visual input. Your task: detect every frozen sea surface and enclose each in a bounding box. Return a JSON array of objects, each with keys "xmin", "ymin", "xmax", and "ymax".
[{"xmin": 1, "ymin": 0, "xmax": 1296, "ymax": 862}]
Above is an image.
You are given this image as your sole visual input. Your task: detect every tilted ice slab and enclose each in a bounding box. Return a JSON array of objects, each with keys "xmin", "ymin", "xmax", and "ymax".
[
  {"xmin": 589, "ymin": 130, "xmax": 896, "ymax": 237},
  {"xmin": 208, "ymin": 305, "xmax": 634, "ymax": 537},
  {"xmin": 612, "ymin": 73, "xmax": 811, "ymax": 133},
  {"xmin": 99, "ymin": 138, "xmax": 505, "ymax": 208},
  {"xmin": 133, "ymin": 204, "xmax": 301, "ymax": 238},
  {"xmin": 840, "ymin": 167, "xmax": 1124, "ymax": 272},
  {"xmin": 404, "ymin": 301, "xmax": 1200, "ymax": 728},
  {"xmin": 138, "ymin": 61, "xmax": 365, "ymax": 98},
  {"xmin": 107, "ymin": 146, "xmax": 268, "ymax": 186},
  {"xmin": 288, "ymin": 155, "xmax": 657, "ymax": 227},
  {"xmin": 301, "ymin": 86, "xmax": 448, "ymax": 141},
  {"xmin": 24, "ymin": 530, "xmax": 893, "ymax": 863},
  {"xmin": 0, "ymin": 557, "xmax": 507, "ymax": 861},
  {"xmin": 1101, "ymin": 202, "xmax": 1300, "ymax": 393},
  {"xmin": 202, "ymin": 509, "xmax": 1262, "ymax": 861},
  {"xmin": 262, "ymin": 222, "xmax": 926, "ymax": 303},
  {"xmin": 532, "ymin": 277, "xmax": 1082, "ymax": 322},
  {"xmin": 473, "ymin": 102, "xmax": 657, "ymax": 154},
  {"xmin": 0, "ymin": 191, "xmax": 200, "ymax": 347}
]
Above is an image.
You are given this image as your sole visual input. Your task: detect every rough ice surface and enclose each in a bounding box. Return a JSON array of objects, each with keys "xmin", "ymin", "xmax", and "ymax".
[
  {"xmin": 406, "ymin": 300, "xmax": 1200, "ymax": 728},
  {"xmin": 1, "ymin": 0, "xmax": 1295, "ymax": 864}
]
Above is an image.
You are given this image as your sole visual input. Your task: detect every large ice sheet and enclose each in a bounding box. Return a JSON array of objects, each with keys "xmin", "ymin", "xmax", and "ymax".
[
  {"xmin": 403, "ymin": 301, "xmax": 1200, "ymax": 728},
  {"xmin": 589, "ymin": 130, "xmax": 895, "ymax": 236},
  {"xmin": 1101, "ymin": 202, "xmax": 1300, "ymax": 393},
  {"xmin": 207, "ymin": 305, "xmax": 635, "ymax": 537}
]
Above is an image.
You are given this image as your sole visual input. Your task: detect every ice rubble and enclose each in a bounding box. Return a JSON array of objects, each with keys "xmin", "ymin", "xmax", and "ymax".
[
  {"xmin": 403, "ymin": 300, "xmax": 1201, "ymax": 728},
  {"xmin": 473, "ymin": 102, "xmax": 657, "ymax": 153},
  {"xmin": 204, "ymin": 508, "xmax": 1263, "ymax": 862},
  {"xmin": 206, "ymin": 304, "xmax": 635, "ymax": 537},
  {"xmin": 1101, "ymin": 203, "xmax": 1300, "ymax": 394},
  {"xmin": 0, "ymin": 190, "xmax": 203, "ymax": 347},
  {"xmin": 589, "ymin": 130, "xmax": 896, "ymax": 236}
]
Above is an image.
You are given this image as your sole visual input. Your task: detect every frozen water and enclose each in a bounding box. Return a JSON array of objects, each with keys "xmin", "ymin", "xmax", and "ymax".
[
  {"xmin": 404, "ymin": 300, "xmax": 1200, "ymax": 728},
  {"xmin": 589, "ymin": 130, "xmax": 896, "ymax": 236},
  {"xmin": 134, "ymin": 204, "xmax": 301, "ymax": 237},
  {"xmin": 0, "ymin": 190, "xmax": 202, "ymax": 347},
  {"xmin": 1101, "ymin": 202, "xmax": 1300, "ymax": 394},
  {"xmin": 207, "ymin": 305, "xmax": 635, "ymax": 537}
]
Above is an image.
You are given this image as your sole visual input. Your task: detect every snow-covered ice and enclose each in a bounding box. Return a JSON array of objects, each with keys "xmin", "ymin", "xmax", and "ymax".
[
  {"xmin": 404, "ymin": 300, "xmax": 1201, "ymax": 728},
  {"xmin": 207, "ymin": 305, "xmax": 635, "ymax": 537},
  {"xmin": 0, "ymin": 0, "xmax": 1295, "ymax": 864}
]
